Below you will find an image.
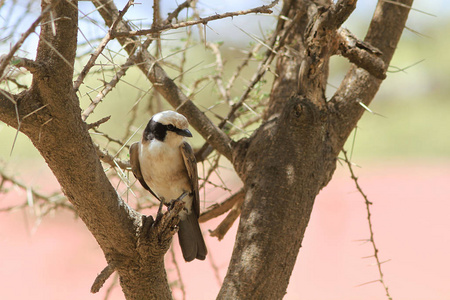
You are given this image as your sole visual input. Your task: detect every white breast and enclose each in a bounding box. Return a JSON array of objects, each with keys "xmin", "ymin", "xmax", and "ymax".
[{"xmin": 139, "ymin": 140, "xmax": 192, "ymax": 215}]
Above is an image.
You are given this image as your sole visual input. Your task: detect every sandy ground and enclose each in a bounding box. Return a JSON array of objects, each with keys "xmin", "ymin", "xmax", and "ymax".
[{"xmin": 1, "ymin": 161, "xmax": 449, "ymax": 300}]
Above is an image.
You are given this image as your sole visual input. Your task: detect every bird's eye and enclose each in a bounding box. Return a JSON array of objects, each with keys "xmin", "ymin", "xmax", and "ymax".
[{"xmin": 167, "ymin": 124, "xmax": 175, "ymax": 131}]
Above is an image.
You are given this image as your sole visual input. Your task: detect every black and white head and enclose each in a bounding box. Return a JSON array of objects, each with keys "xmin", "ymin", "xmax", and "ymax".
[{"xmin": 143, "ymin": 110, "xmax": 192, "ymax": 144}]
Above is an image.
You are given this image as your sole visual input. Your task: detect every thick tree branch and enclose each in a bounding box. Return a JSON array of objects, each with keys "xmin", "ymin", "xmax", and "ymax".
[
  {"xmin": 0, "ymin": 89, "xmax": 18, "ymax": 127},
  {"xmin": 329, "ymin": 0, "xmax": 414, "ymax": 153},
  {"xmin": 0, "ymin": 4, "xmax": 169, "ymax": 298},
  {"xmin": 336, "ymin": 27, "xmax": 386, "ymax": 79},
  {"xmin": 34, "ymin": 0, "xmax": 78, "ymax": 94},
  {"xmin": 329, "ymin": 0, "xmax": 357, "ymax": 29}
]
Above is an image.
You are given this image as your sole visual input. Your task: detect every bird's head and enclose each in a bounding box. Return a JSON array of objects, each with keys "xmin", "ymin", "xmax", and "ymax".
[{"xmin": 143, "ymin": 111, "xmax": 192, "ymax": 144}]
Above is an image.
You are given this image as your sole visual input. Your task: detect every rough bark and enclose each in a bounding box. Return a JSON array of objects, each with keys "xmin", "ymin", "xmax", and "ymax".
[
  {"xmin": 218, "ymin": 0, "xmax": 413, "ymax": 298},
  {"xmin": 0, "ymin": 0, "xmax": 413, "ymax": 299},
  {"xmin": 0, "ymin": 1, "xmax": 176, "ymax": 299}
]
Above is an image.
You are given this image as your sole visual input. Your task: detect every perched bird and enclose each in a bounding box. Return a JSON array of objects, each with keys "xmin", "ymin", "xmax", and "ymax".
[{"xmin": 129, "ymin": 110, "xmax": 207, "ymax": 262}]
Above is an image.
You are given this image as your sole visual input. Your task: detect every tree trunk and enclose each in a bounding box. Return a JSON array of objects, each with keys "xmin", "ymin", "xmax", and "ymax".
[{"xmin": 218, "ymin": 0, "xmax": 413, "ymax": 298}]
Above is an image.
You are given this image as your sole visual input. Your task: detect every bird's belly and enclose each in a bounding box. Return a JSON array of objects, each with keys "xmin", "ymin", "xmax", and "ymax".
[{"xmin": 139, "ymin": 142, "xmax": 191, "ymax": 205}]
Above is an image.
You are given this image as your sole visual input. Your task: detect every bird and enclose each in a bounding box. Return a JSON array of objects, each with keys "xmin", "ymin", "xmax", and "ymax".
[{"xmin": 129, "ymin": 110, "xmax": 207, "ymax": 262}]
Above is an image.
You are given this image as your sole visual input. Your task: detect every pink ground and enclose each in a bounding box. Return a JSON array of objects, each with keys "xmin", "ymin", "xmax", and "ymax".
[{"xmin": 1, "ymin": 161, "xmax": 449, "ymax": 300}]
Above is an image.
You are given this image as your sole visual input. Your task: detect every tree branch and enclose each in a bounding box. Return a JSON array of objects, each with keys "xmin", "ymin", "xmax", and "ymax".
[
  {"xmin": 329, "ymin": 0, "xmax": 357, "ymax": 29},
  {"xmin": 73, "ymin": 0, "xmax": 135, "ymax": 92},
  {"xmin": 6, "ymin": 57, "xmax": 43, "ymax": 74},
  {"xmin": 329, "ymin": 0, "xmax": 414, "ymax": 153},
  {"xmin": 81, "ymin": 56, "xmax": 136, "ymax": 121},
  {"xmin": 0, "ymin": 89, "xmax": 18, "ymax": 128},
  {"xmin": 209, "ymin": 194, "xmax": 245, "ymax": 241},
  {"xmin": 91, "ymin": 262, "xmax": 116, "ymax": 293},
  {"xmin": 94, "ymin": 144, "xmax": 131, "ymax": 170},
  {"xmin": 93, "ymin": 0, "xmax": 234, "ymax": 161},
  {"xmin": 165, "ymin": 0, "xmax": 193, "ymax": 24},
  {"xmin": 0, "ymin": 1, "xmax": 57, "ymax": 80},
  {"xmin": 112, "ymin": 1, "xmax": 278, "ymax": 38},
  {"xmin": 337, "ymin": 27, "xmax": 386, "ymax": 79},
  {"xmin": 199, "ymin": 188, "xmax": 244, "ymax": 223},
  {"xmin": 34, "ymin": 0, "xmax": 78, "ymax": 93}
]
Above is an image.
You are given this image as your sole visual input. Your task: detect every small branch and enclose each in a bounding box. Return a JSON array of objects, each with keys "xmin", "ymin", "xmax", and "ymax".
[
  {"xmin": 207, "ymin": 42, "xmax": 230, "ymax": 103},
  {"xmin": 112, "ymin": 1, "xmax": 279, "ymax": 37},
  {"xmin": 93, "ymin": 0, "xmax": 234, "ymax": 161},
  {"xmin": 209, "ymin": 193, "xmax": 245, "ymax": 241},
  {"xmin": 74, "ymin": 0, "xmax": 135, "ymax": 92},
  {"xmin": 151, "ymin": 0, "xmax": 163, "ymax": 58},
  {"xmin": 81, "ymin": 56, "xmax": 135, "ymax": 121},
  {"xmin": 6, "ymin": 57, "xmax": 43, "ymax": 74},
  {"xmin": 87, "ymin": 115, "xmax": 111, "ymax": 130},
  {"xmin": 329, "ymin": 0, "xmax": 357, "ymax": 29},
  {"xmin": 341, "ymin": 150, "xmax": 393, "ymax": 300},
  {"xmin": 199, "ymin": 188, "xmax": 245, "ymax": 223},
  {"xmin": 92, "ymin": 129, "xmax": 127, "ymax": 148},
  {"xmin": 94, "ymin": 144, "xmax": 131, "ymax": 170},
  {"xmin": 165, "ymin": 0, "xmax": 193, "ymax": 24},
  {"xmin": 0, "ymin": 168, "xmax": 70, "ymax": 213},
  {"xmin": 91, "ymin": 263, "xmax": 116, "ymax": 294},
  {"xmin": 221, "ymin": 11, "xmax": 301, "ymax": 128},
  {"xmin": 337, "ymin": 28, "xmax": 386, "ymax": 80},
  {"xmin": 0, "ymin": 1, "xmax": 57, "ymax": 80},
  {"xmin": 169, "ymin": 247, "xmax": 186, "ymax": 300}
]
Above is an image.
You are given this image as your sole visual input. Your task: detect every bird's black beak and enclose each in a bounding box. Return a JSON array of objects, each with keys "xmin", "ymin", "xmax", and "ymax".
[{"xmin": 177, "ymin": 128, "xmax": 193, "ymax": 137}]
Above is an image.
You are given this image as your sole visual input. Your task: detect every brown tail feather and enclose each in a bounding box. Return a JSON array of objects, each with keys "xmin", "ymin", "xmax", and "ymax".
[{"xmin": 178, "ymin": 213, "xmax": 207, "ymax": 262}]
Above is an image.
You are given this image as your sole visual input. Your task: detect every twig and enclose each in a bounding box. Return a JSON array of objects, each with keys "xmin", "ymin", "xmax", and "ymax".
[
  {"xmin": 92, "ymin": 128, "xmax": 127, "ymax": 147},
  {"xmin": 87, "ymin": 115, "xmax": 111, "ymax": 129},
  {"xmin": 199, "ymin": 188, "xmax": 245, "ymax": 223},
  {"xmin": 169, "ymin": 246, "xmax": 186, "ymax": 300},
  {"xmin": 0, "ymin": 1, "xmax": 59, "ymax": 80},
  {"xmin": 220, "ymin": 10, "xmax": 300, "ymax": 129},
  {"xmin": 341, "ymin": 150, "xmax": 393, "ymax": 300},
  {"xmin": 91, "ymin": 263, "xmax": 116, "ymax": 294},
  {"xmin": 112, "ymin": 1, "xmax": 279, "ymax": 37},
  {"xmin": 209, "ymin": 193, "xmax": 245, "ymax": 241},
  {"xmin": 81, "ymin": 56, "xmax": 136, "ymax": 121},
  {"xmin": 207, "ymin": 42, "xmax": 230, "ymax": 103},
  {"xmin": 7, "ymin": 57, "xmax": 42, "ymax": 73},
  {"xmin": 165, "ymin": 0, "xmax": 193, "ymax": 24},
  {"xmin": 206, "ymin": 241, "xmax": 223, "ymax": 287},
  {"xmin": 0, "ymin": 168, "xmax": 70, "ymax": 213},
  {"xmin": 198, "ymin": 154, "xmax": 221, "ymax": 191},
  {"xmin": 380, "ymin": 0, "xmax": 436, "ymax": 16},
  {"xmin": 74, "ymin": 0, "xmax": 135, "ymax": 92},
  {"xmin": 94, "ymin": 144, "xmax": 131, "ymax": 170}
]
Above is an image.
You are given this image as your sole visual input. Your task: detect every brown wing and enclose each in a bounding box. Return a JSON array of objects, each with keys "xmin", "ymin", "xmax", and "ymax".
[
  {"xmin": 180, "ymin": 141, "xmax": 200, "ymax": 217},
  {"xmin": 129, "ymin": 142, "xmax": 159, "ymax": 200}
]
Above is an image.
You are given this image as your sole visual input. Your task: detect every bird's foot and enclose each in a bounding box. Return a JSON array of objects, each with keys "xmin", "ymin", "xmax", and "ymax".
[
  {"xmin": 168, "ymin": 192, "xmax": 188, "ymax": 210},
  {"xmin": 153, "ymin": 199, "xmax": 165, "ymax": 226}
]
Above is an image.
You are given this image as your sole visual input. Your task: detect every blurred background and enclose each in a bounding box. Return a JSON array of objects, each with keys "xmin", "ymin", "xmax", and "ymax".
[{"xmin": 0, "ymin": 0, "xmax": 449, "ymax": 299}]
